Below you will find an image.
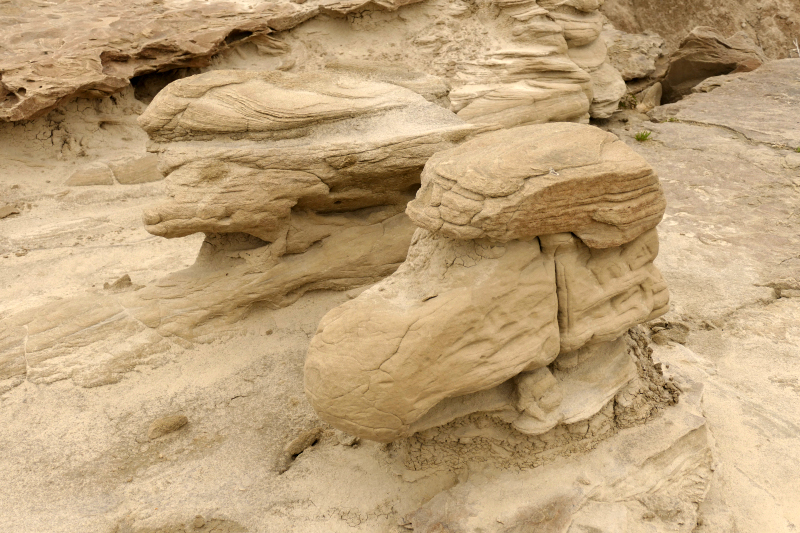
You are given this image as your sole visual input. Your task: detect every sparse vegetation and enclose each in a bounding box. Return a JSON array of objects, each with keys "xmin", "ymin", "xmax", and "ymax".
[
  {"xmin": 635, "ymin": 130, "xmax": 652, "ymax": 142},
  {"xmin": 667, "ymin": 117, "xmax": 679, "ymax": 123},
  {"xmin": 795, "ymin": 146, "xmax": 800, "ymax": 153}
]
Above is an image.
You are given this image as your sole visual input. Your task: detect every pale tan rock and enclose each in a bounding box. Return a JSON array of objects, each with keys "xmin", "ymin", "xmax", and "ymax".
[
  {"xmin": 661, "ymin": 27, "xmax": 768, "ymax": 102},
  {"xmin": 148, "ymin": 414, "xmax": 188, "ymax": 440},
  {"xmin": 408, "ymin": 334, "xmax": 639, "ymax": 437},
  {"xmin": 407, "ymin": 378, "xmax": 712, "ymax": 533},
  {"xmin": 65, "ymin": 162, "xmax": 114, "ymax": 186},
  {"xmin": 587, "ymin": 61, "xmax": 627, "ymax": 118},
  {"xmin": 636, "ymin": 81, "xmax": 663, "ymax": 112},
  {"xmin": 407, "ymin": 123, "xmax": 666, "ymax": 248},
  {"xmin": 601, "ymin": 25, "xmax": 666, "ymax": 80},
  {"xmin": 323, "ymin": 59, "xmax": 450, "ymax": 105},
  {"xmin": 549, "ymin": 9, "xmax": 604, "ymax": 47},
  {"xmin": 0, "ymin": 0, "xmax": 425, "ymax": 122},
  {"xmin": 138, "ymin": 70, "xmax": 479, "ymax": 242},
  {"xmin": 108, "ymin": 154, "xmax": 163, "ymax": 184},
  {"xmin": 601, "ymin": 0, "xmax": 798, "ymax": 60},
  {"xmin": 542, "ymin": 229, "xmax": 669, "ymax": 352},
  {"xmin": 304, "ymin": 229, "xmax": 560, "ymax": 442}
]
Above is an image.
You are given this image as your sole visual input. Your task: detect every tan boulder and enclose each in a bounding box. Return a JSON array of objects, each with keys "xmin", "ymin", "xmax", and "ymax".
[
  {"xmin": 407, "ymin": 123, "xmax": 666, "ymax": 248},
  {"xmin": 64, "ymin": 162, "xmax": 114, "ymax": 186},
  {"xmin": 138, "ymin": 70, "xmax": 479, "ymax": 242},
  {"xmin": 661, "ymin": 27, "xmax": 768, "ymax": 102},
  {"xmin": 304, "ymin": 229, "xmax": 560, "ymax": 442}
]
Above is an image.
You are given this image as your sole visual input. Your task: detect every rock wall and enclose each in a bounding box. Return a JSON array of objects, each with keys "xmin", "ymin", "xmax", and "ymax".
[
  {"xmin": 601, "ymin": 0, "xmax": 800, "ymax": 59},
  {"xmin": 1, "ymin": 0, "xmax": 626, "ymax": 124}
]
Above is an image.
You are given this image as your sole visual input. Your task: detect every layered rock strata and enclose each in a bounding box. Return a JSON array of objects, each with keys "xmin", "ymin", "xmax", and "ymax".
[
  {"xmin": 0, "ymin": 71, "xmax": 479, "ymax": 388},
  {"xmin": 2, "ymin": 0, "xmax": 627, "ymax": 125},
  {"xmin": 305, "ymin": 122, "xmax": 669, "ymax": 442}
]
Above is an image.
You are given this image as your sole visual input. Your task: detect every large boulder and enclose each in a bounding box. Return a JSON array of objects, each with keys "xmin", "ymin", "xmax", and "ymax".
[
  {"xmin": 661, "ymin": 27, "xmax": 768, "ymax": 102},
  {"xmin": 305, "ymin": 122, "xmax": 669, "ymax": 442}
]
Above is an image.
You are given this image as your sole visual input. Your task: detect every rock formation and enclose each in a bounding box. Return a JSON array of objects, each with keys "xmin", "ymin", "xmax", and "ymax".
[
  {"xmin": 660, "ymin": 27, "xmax": 767, "ymax": 102},
  {"xmin": 0, "ymin": 70, "xmax": 481, "ymax": 389},
  {"xmin": 1, "ymin": 0, "xmax": 627, "ymax": 125},
  {"xmin": 304, "ymin": 122, "xmax": 670, "ymax": 442},
  {"xmin": 601, "ymin": 0, "xmax": 799, "ymax": 60}
]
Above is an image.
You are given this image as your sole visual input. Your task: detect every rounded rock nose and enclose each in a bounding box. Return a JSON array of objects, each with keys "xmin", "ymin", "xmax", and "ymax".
[{"xmin": 142, "ymin": 210, "xmax": 162, "ymax": 226}]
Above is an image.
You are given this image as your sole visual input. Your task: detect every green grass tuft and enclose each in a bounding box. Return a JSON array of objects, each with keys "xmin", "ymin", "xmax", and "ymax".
[{"xmin": 635, "ymin": 130, "xmax": 652, "ymax": 142}]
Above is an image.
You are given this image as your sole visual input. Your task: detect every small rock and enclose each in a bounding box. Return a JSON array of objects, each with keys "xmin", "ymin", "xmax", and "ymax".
[
  {"xmin": 193, "ymin": 515, "xmax": 206, "ymax": 529},
  {"xmin": 148, "ymin": 414, "xmax": 188, "ymax": 440},
  {"xmin": 104, "ymin": 274, "xmax": 133, "ymax": 292},
  {"xmin": 284, "ymin": 427, "xmax": 323, "ymax": 456},
  {"xmin": 0, "ymin": 205, "xmax": 20, "ymax": 219},
  {"xmin": 335, "ymin": 430, "xmax": 359, "ymax": 446},
  {"xmin": 109, "ymin": 154, "xmax": 163, "ymax": 184},
  {"xmin": 65, "ymin": 162, "xmax": 114, "ymax": 186},
  {"xmin": 636, "ymin": 82, "xmax": 662, "ymax": 113}
]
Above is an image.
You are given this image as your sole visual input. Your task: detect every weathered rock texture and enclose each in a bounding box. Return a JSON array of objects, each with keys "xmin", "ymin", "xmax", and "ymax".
[
  {"xmin": 408, "ymin": 375, "xmax": 712, "ymax": 533},
  {"xmin": 0, "ymin": 0, "xmax": 421, "ymax": 121},
  {"xmin": 660, "ymin": 27, "xmax": 767, "ymax": 103},
  {"xmin": 0, "ymin": 70, "xmax": 478, "ymax": 389},
  {"xmin": 305, "ymin": 122, "xmax": 669, "ymax": 442},
  {"xmin": 406, "ymin": 123, "xmax": 666, "ymax": 248},
  {"xmin": 652, "ymin": 59, "xmax": 800, "ymax": 149},
  {"xmin": 601, "ymin": 0, "xmax": 800, "ymax": 60},
  {"xmin": 1, "ymin": 0, "xmax": 627, "ymax": 124},
  {"xmin": 602, "ymin": 24, "xmax": 665, "ymax": 80}
]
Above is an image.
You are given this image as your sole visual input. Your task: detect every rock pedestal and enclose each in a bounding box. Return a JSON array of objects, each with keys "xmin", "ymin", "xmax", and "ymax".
[{"xmin": 305, "ymin": 122, "xmax": 670, "ymax": 442}]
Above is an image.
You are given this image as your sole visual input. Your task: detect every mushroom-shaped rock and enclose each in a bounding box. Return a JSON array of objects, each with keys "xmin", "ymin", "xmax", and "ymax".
[
  {"xmin": 406, "ymin": 122, "xmax": 666, "ymax": 248},
  {"xmin": 305, "ymin": 123, "xmax": 669, "ymax": 443},
  {"xmin": 304, "ymin": 229, "xmax": 560, "ymax": 442}
]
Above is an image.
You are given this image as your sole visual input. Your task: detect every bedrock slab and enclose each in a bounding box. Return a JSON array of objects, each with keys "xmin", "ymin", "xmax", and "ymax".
[
  {"xmin": 652, "ymin": 59, "xmax": 800, "ymax": 149},
  {"xmin": 407, "ymin": 122, "xmax": 666, "ymax": 248}
]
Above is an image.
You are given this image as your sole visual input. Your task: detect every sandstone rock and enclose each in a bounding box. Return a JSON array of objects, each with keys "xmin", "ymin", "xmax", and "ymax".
[
  {"xmin": 65, "ymin": 162, "xmax": 115, "ymax": 186},
  {"xmin": 138, "ymin": 70, "xmax": 479, "ymax": 242},
  {"xmin": 147, "ymin": 414, "xmax": 188, "ymax": 440},
  {"xmin": 651, "ymin": 59, "xmax": 800, "ymax": 148},
  {"xmin": 1, "ymin": 0, "xmax": 626, "ymax": 127},
  {"xmin": 601, "ymin": 0, "xmax": 799, "ymax": 60},
  {"xmin": 636, "ymin": 81, "xmax": 663, "ymax": 112},
  {"xmin": 306, "ymin": 122, "xmax": 670, "ymax": 443},
  {"xmin": 407, "ymin": 377, "xmax": 712, "ymax": 533},
  {"xmin": 602, "ymin": 25, "xmax": 666, "ymax": 80},
  {"xmin": 0, "ymin": 0, "xmax": 424, "ymax": 122},
  {"xmin": 542, "ymin": 229, "xmax": 669, "ymax": 352},
  {"xmin": 304, "ymin": 229, "xmax": 560, "ymax": 442},
  {"xmin": 661, "ymin": 27, "xmax": 768, "ymax": 102},
  {"xmin": 407, "ymin": 123, "xmax": 666, "ymax": 248},
  {"xmin": 587, "ymin": 61, "xmax": 627, "ymax": 118},
  {"xmin": 108, "ymin": 154, "xmax": 163, "ymax": 184}
]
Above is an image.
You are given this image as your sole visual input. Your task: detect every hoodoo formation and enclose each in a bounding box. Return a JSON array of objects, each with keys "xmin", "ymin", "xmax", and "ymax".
[{"xmin": 304, "ymin": 122, "xmax": 670, "ymax": 441}]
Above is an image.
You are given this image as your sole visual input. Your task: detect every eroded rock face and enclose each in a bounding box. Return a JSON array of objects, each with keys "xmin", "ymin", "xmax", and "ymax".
[
  {"xmin": 661, "ymin": 27, "xmax": 767, "ymax": 103},
  {"xmin": 0, "ymin": 71, "xmax": 473, "ymax": 388},
  {"xmin": 138, "ymin": 69, "xmax": 479, "ymax": 242},
  {"xmin": 542, "ymin": 229, "xmax": 669, "ymax": 352},
  {"xmin": 407, "ymin": 122, "xmax": 666, "ymax": 248},
  {"xmin": 305, "ymin": 230, "xmax": 560, "ymax": 441},
  {"xmin": 305, "ymin": 123, "xmax": 669, "ymax": 442},
  {"xmin": 1, "ymin": 0, "xmax": 627, "ymax": 125}
]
